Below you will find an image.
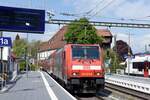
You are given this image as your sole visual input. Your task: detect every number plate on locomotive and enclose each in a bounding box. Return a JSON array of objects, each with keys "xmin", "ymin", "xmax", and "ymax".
[{"xmin": 81, "ymin": 72, "xmax": 93, "ymax": 76}]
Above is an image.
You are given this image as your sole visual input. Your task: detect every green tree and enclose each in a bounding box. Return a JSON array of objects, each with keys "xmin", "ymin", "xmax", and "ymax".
[
  {"xmin": 13, "ymin": 38, "xmax": 27, "ymax": 57},
  {"xmin": 15, "ymin": 34, "xmax": 20, "ymax": 40},
  {"xmin": 65, "ymin": 18, "xmax": 103, "ymax": 44},
  {"xmin": 13, "ymin": 35, "xmax": 41, "ymax": 71},
  {"xmin": 13, "ymin": 35, "xmax": 28, "ymax": 71},
  {"xmin": 28, "ymin": 40, "xmax": 41, "ymax": 58},
  {"xmin": 104, "ymin": 49, "xmax": 121, "ymax": 73}
]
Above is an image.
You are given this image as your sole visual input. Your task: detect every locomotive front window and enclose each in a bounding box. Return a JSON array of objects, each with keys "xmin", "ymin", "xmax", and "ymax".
[
  {"xmin": 72, "ymin": 45, "xmax": 100, "ymax": 59},
  {"xmin": 72, "ymin": 47, "xmax": 84, "ymax": 58},
  {"xmin": 86, "ymin": 47, "xmax": 99, "ymax": 59}
]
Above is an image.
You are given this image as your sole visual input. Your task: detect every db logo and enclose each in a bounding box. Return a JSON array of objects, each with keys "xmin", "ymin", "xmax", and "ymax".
[{"xmin": 83, "ymin": 66, "xmax": 90, "ymax": 70}]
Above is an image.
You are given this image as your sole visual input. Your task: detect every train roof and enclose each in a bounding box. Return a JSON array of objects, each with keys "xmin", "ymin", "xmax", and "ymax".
[
  {"xmin": 65, "ymin": 44, "xmax": 100, "ymax": 47},
  {"xmin": 127, "ymin": 54, "xmax": 150, "ymax": 62}
]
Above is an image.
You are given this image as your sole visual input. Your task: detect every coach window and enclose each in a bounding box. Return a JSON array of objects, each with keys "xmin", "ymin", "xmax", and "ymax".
[
  {"xmin": 133, "ymin": 62, "xmax": 143, "ymax": 71},
  {"xmin": 133, "ymin": 62, "xmax": 138, "ymax": 69},
  {"xmin": 138, "ymin": 62, "xmax": 143, "ymax": 71}
]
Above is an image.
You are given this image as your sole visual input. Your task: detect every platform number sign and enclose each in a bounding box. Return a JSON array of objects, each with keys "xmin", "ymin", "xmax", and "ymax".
[{"xmin": 0, "ymin": 37, "xmax": 12, "ymax": 47}]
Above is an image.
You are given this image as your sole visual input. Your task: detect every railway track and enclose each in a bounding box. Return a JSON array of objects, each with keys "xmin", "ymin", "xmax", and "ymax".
[
  {"xmin": 47, "ymin": 71, "xmax": 149, "ymax": 100},
  {"xmin": 76, "ymin": 82, "xmax": 150, "ymax": 100},
  {"xmin": 105, "ymin": 82, "xmax": 150, "ymax": 100},
  {"xmin": 75, "ymin": 94, "xmax": 105, "ymax": 100}
]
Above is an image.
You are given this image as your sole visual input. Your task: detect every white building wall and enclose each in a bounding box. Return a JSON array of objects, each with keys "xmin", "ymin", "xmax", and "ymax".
[
  {"xmin": 38, "ymin": 50, "xmax": 56, "ymax": 60},
  {"xmin": 0, "ymin": 47, "xmax": 18, "ymax": 81},
  {"xmin": 0, "ymin": 47, "xmax": 11, "ymax": 60}
]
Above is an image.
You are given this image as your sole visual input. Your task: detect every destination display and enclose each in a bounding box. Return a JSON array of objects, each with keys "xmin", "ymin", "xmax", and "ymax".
[{"xmin": 0, "ymin": 6, "xmax": 45, "ymax": 33}]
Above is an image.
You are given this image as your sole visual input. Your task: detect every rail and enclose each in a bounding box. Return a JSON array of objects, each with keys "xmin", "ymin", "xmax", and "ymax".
[
  {"xmin": 105, "ymin": 82, "xmax": 150, "ymax": 100},
  {"xmin": 105, "ymin": 74, "xmax": 150, "ymax": 94},
  {"xmin": 105, "ymin": 74, "xmax": 150, "ymax": 99}
]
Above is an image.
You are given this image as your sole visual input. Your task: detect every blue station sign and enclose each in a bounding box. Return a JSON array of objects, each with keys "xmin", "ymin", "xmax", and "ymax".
[
  {"xmin": 0, "ymin": 6, "xmax": 45, "ymax": 33},
  {"xmin": 0, "ymin": 37, "xmax": 12, "ymax": 47}
]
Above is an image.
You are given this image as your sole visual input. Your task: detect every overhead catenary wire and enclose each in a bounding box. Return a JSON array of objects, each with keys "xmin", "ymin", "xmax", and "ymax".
[
  {"xmin": 85, "ymin": 0, "xmax": 105, "ymax": 15},
  {"xmin": 51, "ymin": 0, "xmax": 150, "ymax": 23},
  {"xmin": 60, "ymin": 11, "xmax": 150, "ymax": 22},
  {"xmin": 90, "ymin": 0, "xmax": 115, "ymax": 17},
  {"xmin": 60, "ymin": 0, "xmax": 116, "ymax": 19},
  {"xmin": 60, "ymin": 0, "xmax": 106, "ymax": 17},
  {"xmin": 92, "ymin": 15, "xmax": 150, "ymax": 22}
]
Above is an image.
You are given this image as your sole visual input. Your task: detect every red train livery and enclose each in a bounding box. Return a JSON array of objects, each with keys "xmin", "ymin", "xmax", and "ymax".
[{"xmin": 49, "ymin": 44, "xmax": 105, "ymax": 93}]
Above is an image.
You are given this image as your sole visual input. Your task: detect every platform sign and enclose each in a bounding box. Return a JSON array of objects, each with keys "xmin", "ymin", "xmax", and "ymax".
[
  {"xmin": 0, "ymin": 37, "xmax": 12, "ymax": 47},
  {"xmin": 0, "ymin": 6, "xmax": 45, "ymax": 33}
]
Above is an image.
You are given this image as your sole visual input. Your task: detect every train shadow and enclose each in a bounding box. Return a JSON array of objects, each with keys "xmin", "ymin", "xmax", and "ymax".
[
  {"xmin": 74, "ymin": 93, "xmax": 96, "ymax": 97},
  {"xmin": 73, "ymin": 89, "xmax": 112, "ymax": 98},
  {"xmin": 97, "ymin": 88, "xmax": 112, "ymax": 97}
]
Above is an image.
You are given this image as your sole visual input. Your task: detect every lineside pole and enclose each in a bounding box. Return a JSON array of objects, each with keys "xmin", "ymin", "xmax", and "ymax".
[
  {"xmin": 114, "ymin": 34, "xmax": 117, "ymax": 73},
  {"xmin": 128, "ymin": 33, "xmax": 131, "ymax": 75},
  {"xmin": 36, "ymin": 47, "xmax": 38, "ymax": 71},
  {"xmin": 0, "ymin": 31, "xmax": 3, "ymax": 89},
  {"xmin": 26, "ymin": 33, "xmax": 29, "ymax": 78}
]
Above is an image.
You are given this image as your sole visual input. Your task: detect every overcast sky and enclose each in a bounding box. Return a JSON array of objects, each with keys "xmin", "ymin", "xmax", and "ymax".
[{"xmin": 1, "ymin": 0, "xmax": 150, "ymax": 53}]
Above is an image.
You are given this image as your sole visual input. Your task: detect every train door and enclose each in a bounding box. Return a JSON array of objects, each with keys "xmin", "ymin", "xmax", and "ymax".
[{"xmin": 144, "ymin": 61, "xmax": 149, "ymax": 77}]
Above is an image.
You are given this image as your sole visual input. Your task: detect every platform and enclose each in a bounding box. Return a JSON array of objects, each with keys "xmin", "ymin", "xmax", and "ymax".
[{"xmin": 0, "ymin": 71, "xmax": 76, "ymax": 100}]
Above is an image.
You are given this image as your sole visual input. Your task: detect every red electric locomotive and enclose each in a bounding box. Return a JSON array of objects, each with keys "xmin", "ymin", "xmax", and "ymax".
[{"xmin": 50, "ymin": 44, "xmax": 105, "ymax": 93}]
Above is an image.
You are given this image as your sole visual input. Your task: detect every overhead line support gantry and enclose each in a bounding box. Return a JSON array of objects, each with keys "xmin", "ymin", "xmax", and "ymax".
[{"xmin": 45, "ymin": 19, "xmax": 150, "ymax": 28}]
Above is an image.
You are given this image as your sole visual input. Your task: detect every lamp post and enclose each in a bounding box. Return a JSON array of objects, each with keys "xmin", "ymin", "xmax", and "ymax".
[{"xmin": 25, "ymin": 22, "xmax": 30, "ymax": 77}]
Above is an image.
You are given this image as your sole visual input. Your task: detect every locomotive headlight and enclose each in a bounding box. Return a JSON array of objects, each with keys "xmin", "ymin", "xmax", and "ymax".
[
  {"xmin": 96, "ymin": 72, "xmax": 100, "ymax": 76},
  {"xmin": 95, "ymin": 72, "xmax": 104, "ymax": 76},
  {"xmin": 72, "ymin": 72, "xmax": 78, "ymax": 76}
]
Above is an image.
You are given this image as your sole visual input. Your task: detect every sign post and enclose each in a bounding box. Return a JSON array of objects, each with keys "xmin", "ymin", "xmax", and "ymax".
[
  {"xmin": 0, "ymin": 36, "xmax": 12, "ymax": 90},
  {"xmin": 26, "ymin": 33, "xmax": 29, "ymax": 78},
  {"xmin": 0, "ymin": 31, "xmax": 3, "ymax": 90}
]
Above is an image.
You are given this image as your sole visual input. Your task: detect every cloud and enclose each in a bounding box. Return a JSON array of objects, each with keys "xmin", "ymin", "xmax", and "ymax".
[
  {"xmin": 132, "ymin": 35, "xmax": 150, "ymax": 53},
  {"xmin": 3, "ymin": 30, "xmax": 57, "ymax": 43},
  {"xmin": 2, "ymin": 0, "xmax": 150, "ymax": 53},
  {"xmin": 72, "ymin": 0, "xmax": 150, "ymax": 53},
  {"xmin": 111, "ymin": 32, "xmax": 128, "ymax": 47},
  {"xmin": 73, "ymin": 0, "xmax": 99, "ymax": 13},
  {"xmin": 113, "ymin": 0, "xmax": 150, "ymax": 19},
  {"xmin": 71, "ymin": 0, "xmax": 150, "ymax": 21},
  {"xmin": 112, "ymin": 33, "xmax": 150, "ymax": 53},
  {"xmin": 28, "ymin": 32, "xmax": 56, "ymax": 42}
]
